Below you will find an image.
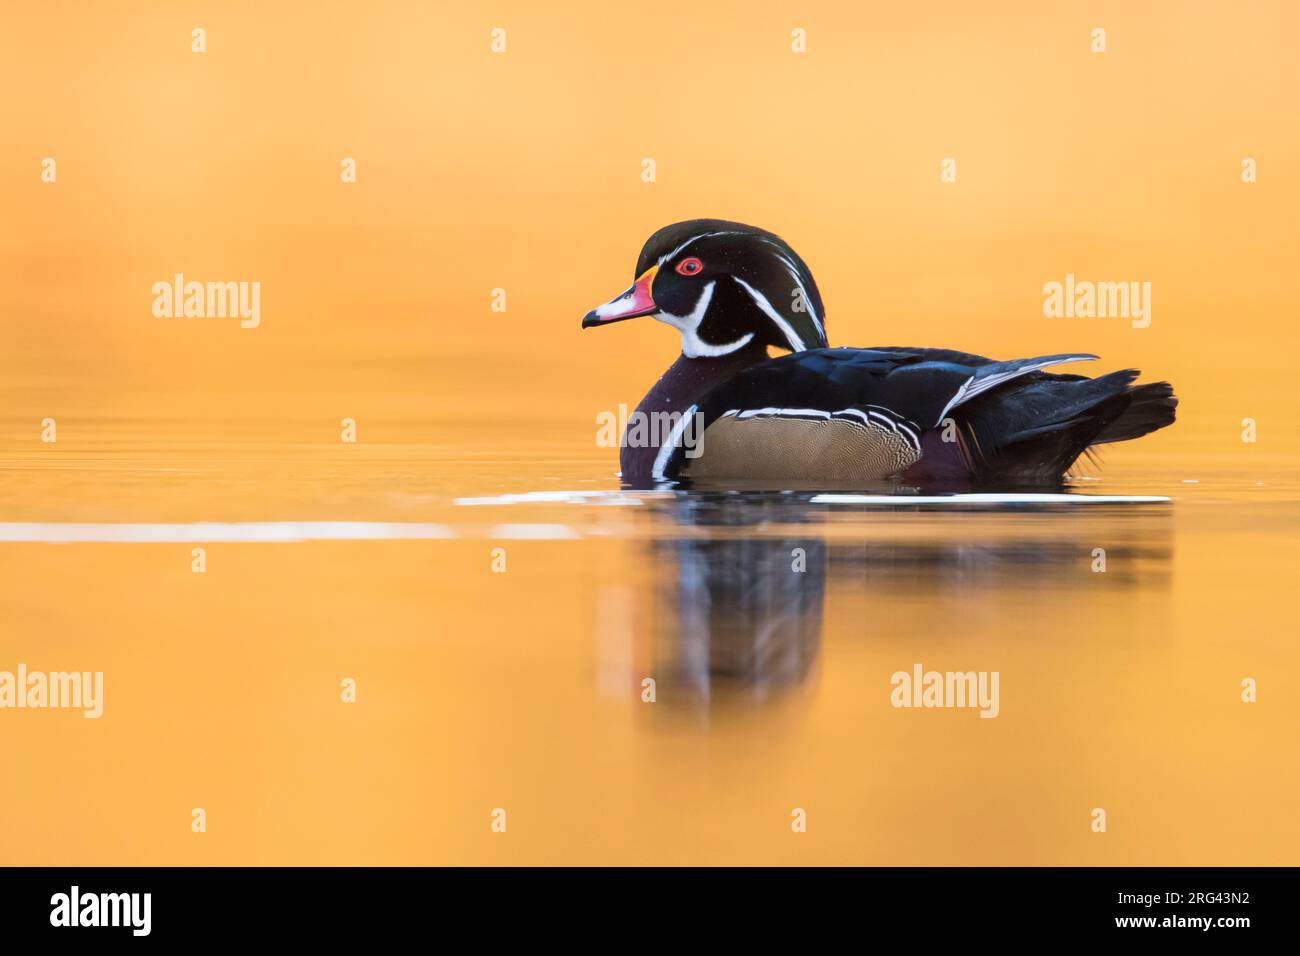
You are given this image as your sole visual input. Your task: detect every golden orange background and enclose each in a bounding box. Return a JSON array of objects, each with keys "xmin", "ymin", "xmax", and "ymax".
[{"xmin": 1, "ymin": 1, "xmax": 1298, "ymax": 865}]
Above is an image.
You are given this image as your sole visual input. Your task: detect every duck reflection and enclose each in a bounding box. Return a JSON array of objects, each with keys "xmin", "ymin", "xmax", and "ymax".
[
  {"xmin": 657, "ymin": 498, "xmax": 826, "ymax": 702},
  {"xmin": 641, "ymin": 493, "xmax": 1172, "ymax": 706}
]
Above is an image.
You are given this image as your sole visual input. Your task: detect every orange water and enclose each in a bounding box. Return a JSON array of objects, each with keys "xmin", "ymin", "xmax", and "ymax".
[{"xmin": 1, "ymin": 421, "xmax": 1297, "ymax": 865}]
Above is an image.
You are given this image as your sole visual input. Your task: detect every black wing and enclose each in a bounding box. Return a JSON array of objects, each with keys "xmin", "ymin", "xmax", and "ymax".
[{"xmin": 660, "ymin": 347, "xmax": 1102, "ymax": 480}]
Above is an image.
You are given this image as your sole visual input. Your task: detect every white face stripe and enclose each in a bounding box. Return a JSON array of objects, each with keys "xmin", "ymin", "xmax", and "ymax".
[
  {"xmin": 657, "ymin": 234, "xmax": 822, "ymax": 339},
  {"xmin": 753, "ymin": 238, "xmax": 824, "ymax": 341},
  {"xmin": 653, "ymin": 279, "xmax": 715, "ymax": 333},
  {"xmin": 653, "ymin": 281, "xmax": 756, "ymax": 358},
  {"xmin": 731, "ymin": 276, "xmax": 808, "ymax": 352},
  {"xmin": 655, "ymin": 231, "xmax": 744, "ymax": 269},
  {"xmin": 651, "ymin": 231, "xmax": 820, "ymax": 356}
]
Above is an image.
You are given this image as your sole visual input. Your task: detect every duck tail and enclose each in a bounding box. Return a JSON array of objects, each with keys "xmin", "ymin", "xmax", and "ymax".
[
  {"xmin": 960, "ymin": 370, "xmax": 1177, "ymax": 485},
  {"xmin": 1091, "ymin": 380, "xmax": 1178, "ymax": 444}
]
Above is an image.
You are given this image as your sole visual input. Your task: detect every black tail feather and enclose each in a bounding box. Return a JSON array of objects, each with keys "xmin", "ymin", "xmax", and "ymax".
[
  {"xmin": 1092, "ymin": 381, "xmax": 1178, "ymax": 444},
  {"xmin": 958, "ymin": 369, "xmax": 1178, "ymax": 484}
]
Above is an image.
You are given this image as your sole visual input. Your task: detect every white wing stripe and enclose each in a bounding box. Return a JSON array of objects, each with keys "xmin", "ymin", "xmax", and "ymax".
[{"xmin": 936, "ymin": 355, "xmax": 1097, "ymax": 423}]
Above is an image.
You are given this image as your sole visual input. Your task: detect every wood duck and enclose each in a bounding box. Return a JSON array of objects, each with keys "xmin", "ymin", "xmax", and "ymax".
[{"xmin": 582, "ymin": 219, "xmax": 1177, "ymax": 488}]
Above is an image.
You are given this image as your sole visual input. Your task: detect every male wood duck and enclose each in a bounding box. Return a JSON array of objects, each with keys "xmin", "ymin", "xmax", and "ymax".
[{"xmin": 582, "ymin": 219, "xmax": 1177, "ymax": 487}]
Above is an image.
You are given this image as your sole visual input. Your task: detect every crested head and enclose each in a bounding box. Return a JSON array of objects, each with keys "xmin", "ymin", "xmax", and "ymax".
[{"xmin": 582, "ymin": 219, "xmax": 828, "ymax": 358}]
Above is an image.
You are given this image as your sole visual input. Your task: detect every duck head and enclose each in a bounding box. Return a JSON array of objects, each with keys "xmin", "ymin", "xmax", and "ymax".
[{"xmin": 581, "ymin": 219, "xmax": 828, "ymax": 358}]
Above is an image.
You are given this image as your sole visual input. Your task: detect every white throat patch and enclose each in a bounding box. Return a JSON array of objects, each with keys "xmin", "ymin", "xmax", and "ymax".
[{"xmin": 653, "ymin": 281, "xmax": 756, "ymax": 358}]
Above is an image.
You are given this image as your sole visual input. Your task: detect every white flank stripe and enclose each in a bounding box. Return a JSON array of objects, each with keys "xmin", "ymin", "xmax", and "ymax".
[
  {"xmin": 895, "ymin": 421, "xmax": 921, "ymax": 447},
  {"xmin": 730, "ymin": 405, "xmax": 921, "ymax": 451},
  {"xmin": 737, "ymin": 407, "xmax": 831, "ymax": 420},
  {"xmin": 866, "ymin": 410, "xmax": 900, "ymax": 433}
]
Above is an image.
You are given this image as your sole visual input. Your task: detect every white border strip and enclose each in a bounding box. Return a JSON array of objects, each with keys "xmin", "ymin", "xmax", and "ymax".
[
  {"xmin": 0, "ymin": 522, "xmax": 461, "ymax": 543},
  {"xmin": 454, "ymin": 492, "xmax": 646, "ymax": 507},
  {"xmin": 0, "ymin": 494, "xmax": 1170, "ymax": 542},
  {"xmin": 0, "ymin": 522, "xmax": 602, "ymax": 543}
]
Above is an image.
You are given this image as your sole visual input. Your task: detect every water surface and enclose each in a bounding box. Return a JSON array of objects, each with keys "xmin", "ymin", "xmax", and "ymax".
[{"xmin": 1, "ymin": 424, "xmax": 1296, "ymax": 865}]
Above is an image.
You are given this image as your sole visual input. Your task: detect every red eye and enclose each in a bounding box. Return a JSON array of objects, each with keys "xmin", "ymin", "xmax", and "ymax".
[{"xmin": 675, "ymin": 257, "xmax": 703, "ymax": 276}]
